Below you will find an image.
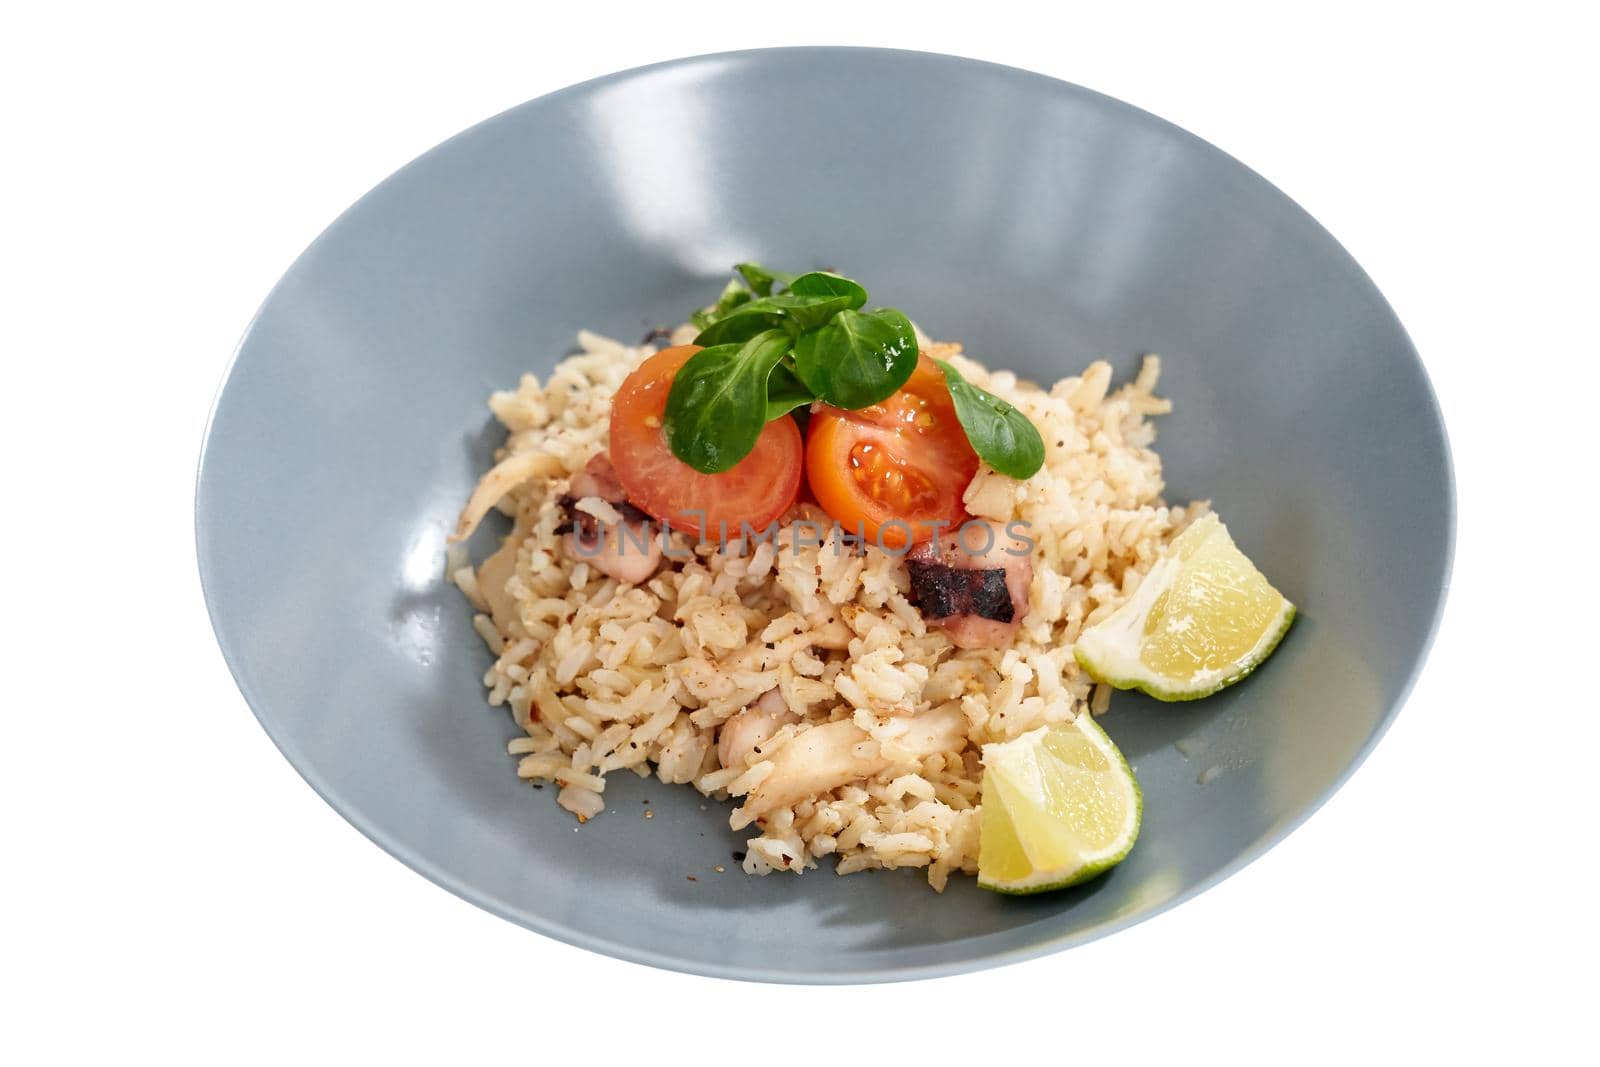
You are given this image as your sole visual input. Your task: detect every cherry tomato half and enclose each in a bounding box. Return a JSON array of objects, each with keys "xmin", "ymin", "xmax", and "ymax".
[
  {"xmin": 609, "ymin": 345, "xmax": 804, "ymax": 537},
  {"xmin": 805, "ymin": 353, "xmax": 980, "ymax": 549}
]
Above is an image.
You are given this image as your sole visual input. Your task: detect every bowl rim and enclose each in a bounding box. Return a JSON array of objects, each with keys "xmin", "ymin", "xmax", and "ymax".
[{"xmin": 195, "ymin": 45, "xmax": 1456, "ymax": 984}]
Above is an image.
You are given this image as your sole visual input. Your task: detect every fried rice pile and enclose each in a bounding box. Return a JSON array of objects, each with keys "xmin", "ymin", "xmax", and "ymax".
[{"xmin": 450, "ymin": 326, "xmax": 1202, "ymax": 889}]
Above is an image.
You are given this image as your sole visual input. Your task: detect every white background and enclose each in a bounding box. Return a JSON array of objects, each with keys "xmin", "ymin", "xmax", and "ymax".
[{"xmin": 5, "ymin": 2, "xmax": 1596, "ymax": 1062}]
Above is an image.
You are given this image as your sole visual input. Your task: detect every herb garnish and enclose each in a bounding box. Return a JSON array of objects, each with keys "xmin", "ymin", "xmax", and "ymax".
[
  {"xmin": 933, "ymin": 361, "xmax": 1046, "ymax": 479},
  {"xmin": 663, "ymin": 329, "xmax": 793, "ymax": 473},
  {"xmin": 664, "ymin": 264, "xmax": 1045, "ymax": 480}
]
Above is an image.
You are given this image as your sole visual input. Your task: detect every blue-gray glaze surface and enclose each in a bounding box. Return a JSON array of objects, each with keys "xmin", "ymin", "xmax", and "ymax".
[{"xmin": 197, "ymin": 48, "xmax": 1453, "ymax": 983}]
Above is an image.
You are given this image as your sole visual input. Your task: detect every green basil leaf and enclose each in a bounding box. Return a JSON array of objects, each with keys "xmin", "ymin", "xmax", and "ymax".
[
  {"xmin": 691, "ymin": 279, "xmax": 753, "ymax": 332},
  {"xmin": 787, "ymin": 271, "xmax": 867, "ymax": 310},
  {"xmin": 764, "ymin": 361, "xmax": 815, "ymax": 422},
  {"xmin": 735, "ymin": 263, "xmax": 795, "ymax": 298},
  {"xmin": 713, "ymin": 279, "xmax": 752, "ymax": 318},
  {"xmin": 694, "ymin": 307, "xmax": 787, "ymax": 346},
  {"xmin": 747, "ymin": 292, "xmax": 858, "ymax": 330},
  {"xmin": 792, "ymin": 307, "xmax": 919, "ymax": 409},
  {"xmin": 933, "ymin": 360, "xmax": 1046, "ymax": 480},
  {"xmin": 664, "ymin": 330, "xmax": 793, "ymax": 473},
  {"xmin": 715, "ymin": 277, "xmax": 752, "ymax": 312}
]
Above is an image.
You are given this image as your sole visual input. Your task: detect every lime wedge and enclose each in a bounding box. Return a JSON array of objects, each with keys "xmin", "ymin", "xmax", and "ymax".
[
  {"xmin": 978, "ymin": 715, "xmax": 1142, "ymax": 894},
  {"xmin": 1074, "ymin": 514, "xmax": 1295, "ymax": 702}
]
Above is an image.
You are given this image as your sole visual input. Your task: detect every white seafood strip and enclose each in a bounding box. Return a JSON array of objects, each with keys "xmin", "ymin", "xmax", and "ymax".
[
  {"xmin": 476, "ymin": 533, "xmax": 523, "ymax": 635},
  {"xmin": 451, "ymin": 450, "xmax": 564, "ymax": 542},
  {"xmin": 730, "ymin": 704, "xmax": 965, "ymax": 830},
  {"xmin": 716, "ymin": 688, "xmax": 800, "ymax": 769}
]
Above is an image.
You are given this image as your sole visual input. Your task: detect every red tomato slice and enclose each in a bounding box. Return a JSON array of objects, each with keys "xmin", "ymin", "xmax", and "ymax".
[
  {"xmin": 805, "ymin": 354, "xmax": 979, "ymax": 549},
  {"xmin": 610, "ymin": 345, "xmax": 804, "ymax": 537}
]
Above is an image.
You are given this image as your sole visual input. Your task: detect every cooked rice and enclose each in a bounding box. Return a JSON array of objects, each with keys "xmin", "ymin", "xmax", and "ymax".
[{"xmin": 452, "ymin": 324, "xmax": 1204, "ymax": 890}]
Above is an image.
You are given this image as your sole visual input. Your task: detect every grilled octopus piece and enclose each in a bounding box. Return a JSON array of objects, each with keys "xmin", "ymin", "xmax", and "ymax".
[
  {"xmin": 556, "ymin": 453, "xmax": 663, "ymax": 585},
  {"xmin": 905, "ymin": 521, "xmax": 1033, "ymax": 649}
]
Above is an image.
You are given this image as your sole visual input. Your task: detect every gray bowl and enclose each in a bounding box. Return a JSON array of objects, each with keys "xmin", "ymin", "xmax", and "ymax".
[{"xmin": 196, "ymin": 48, "xmax": 1452, "ymax": 982}]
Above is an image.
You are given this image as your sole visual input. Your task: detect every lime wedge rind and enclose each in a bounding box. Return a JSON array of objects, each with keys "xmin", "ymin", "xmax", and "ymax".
[
  {"xmin": 977, "ymin": 716, "xmax": 1142, "ymax": 895},
  {"xmin": 978, "ymin": 792, "xmax": 1142, "ymax": 894},
  {"xmin": 1076, "ymin": 602, "xmax": 1296, "ymax": 702},
  {"xmin": 1072, "ymin": 514, "xmax": 1296, "ymax": 703}
]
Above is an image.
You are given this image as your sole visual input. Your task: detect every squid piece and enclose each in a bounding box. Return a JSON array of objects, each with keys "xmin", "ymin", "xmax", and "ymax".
[{"xmin": 729, "ymin": 703, "xmax": 965, "ymax": 830}]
